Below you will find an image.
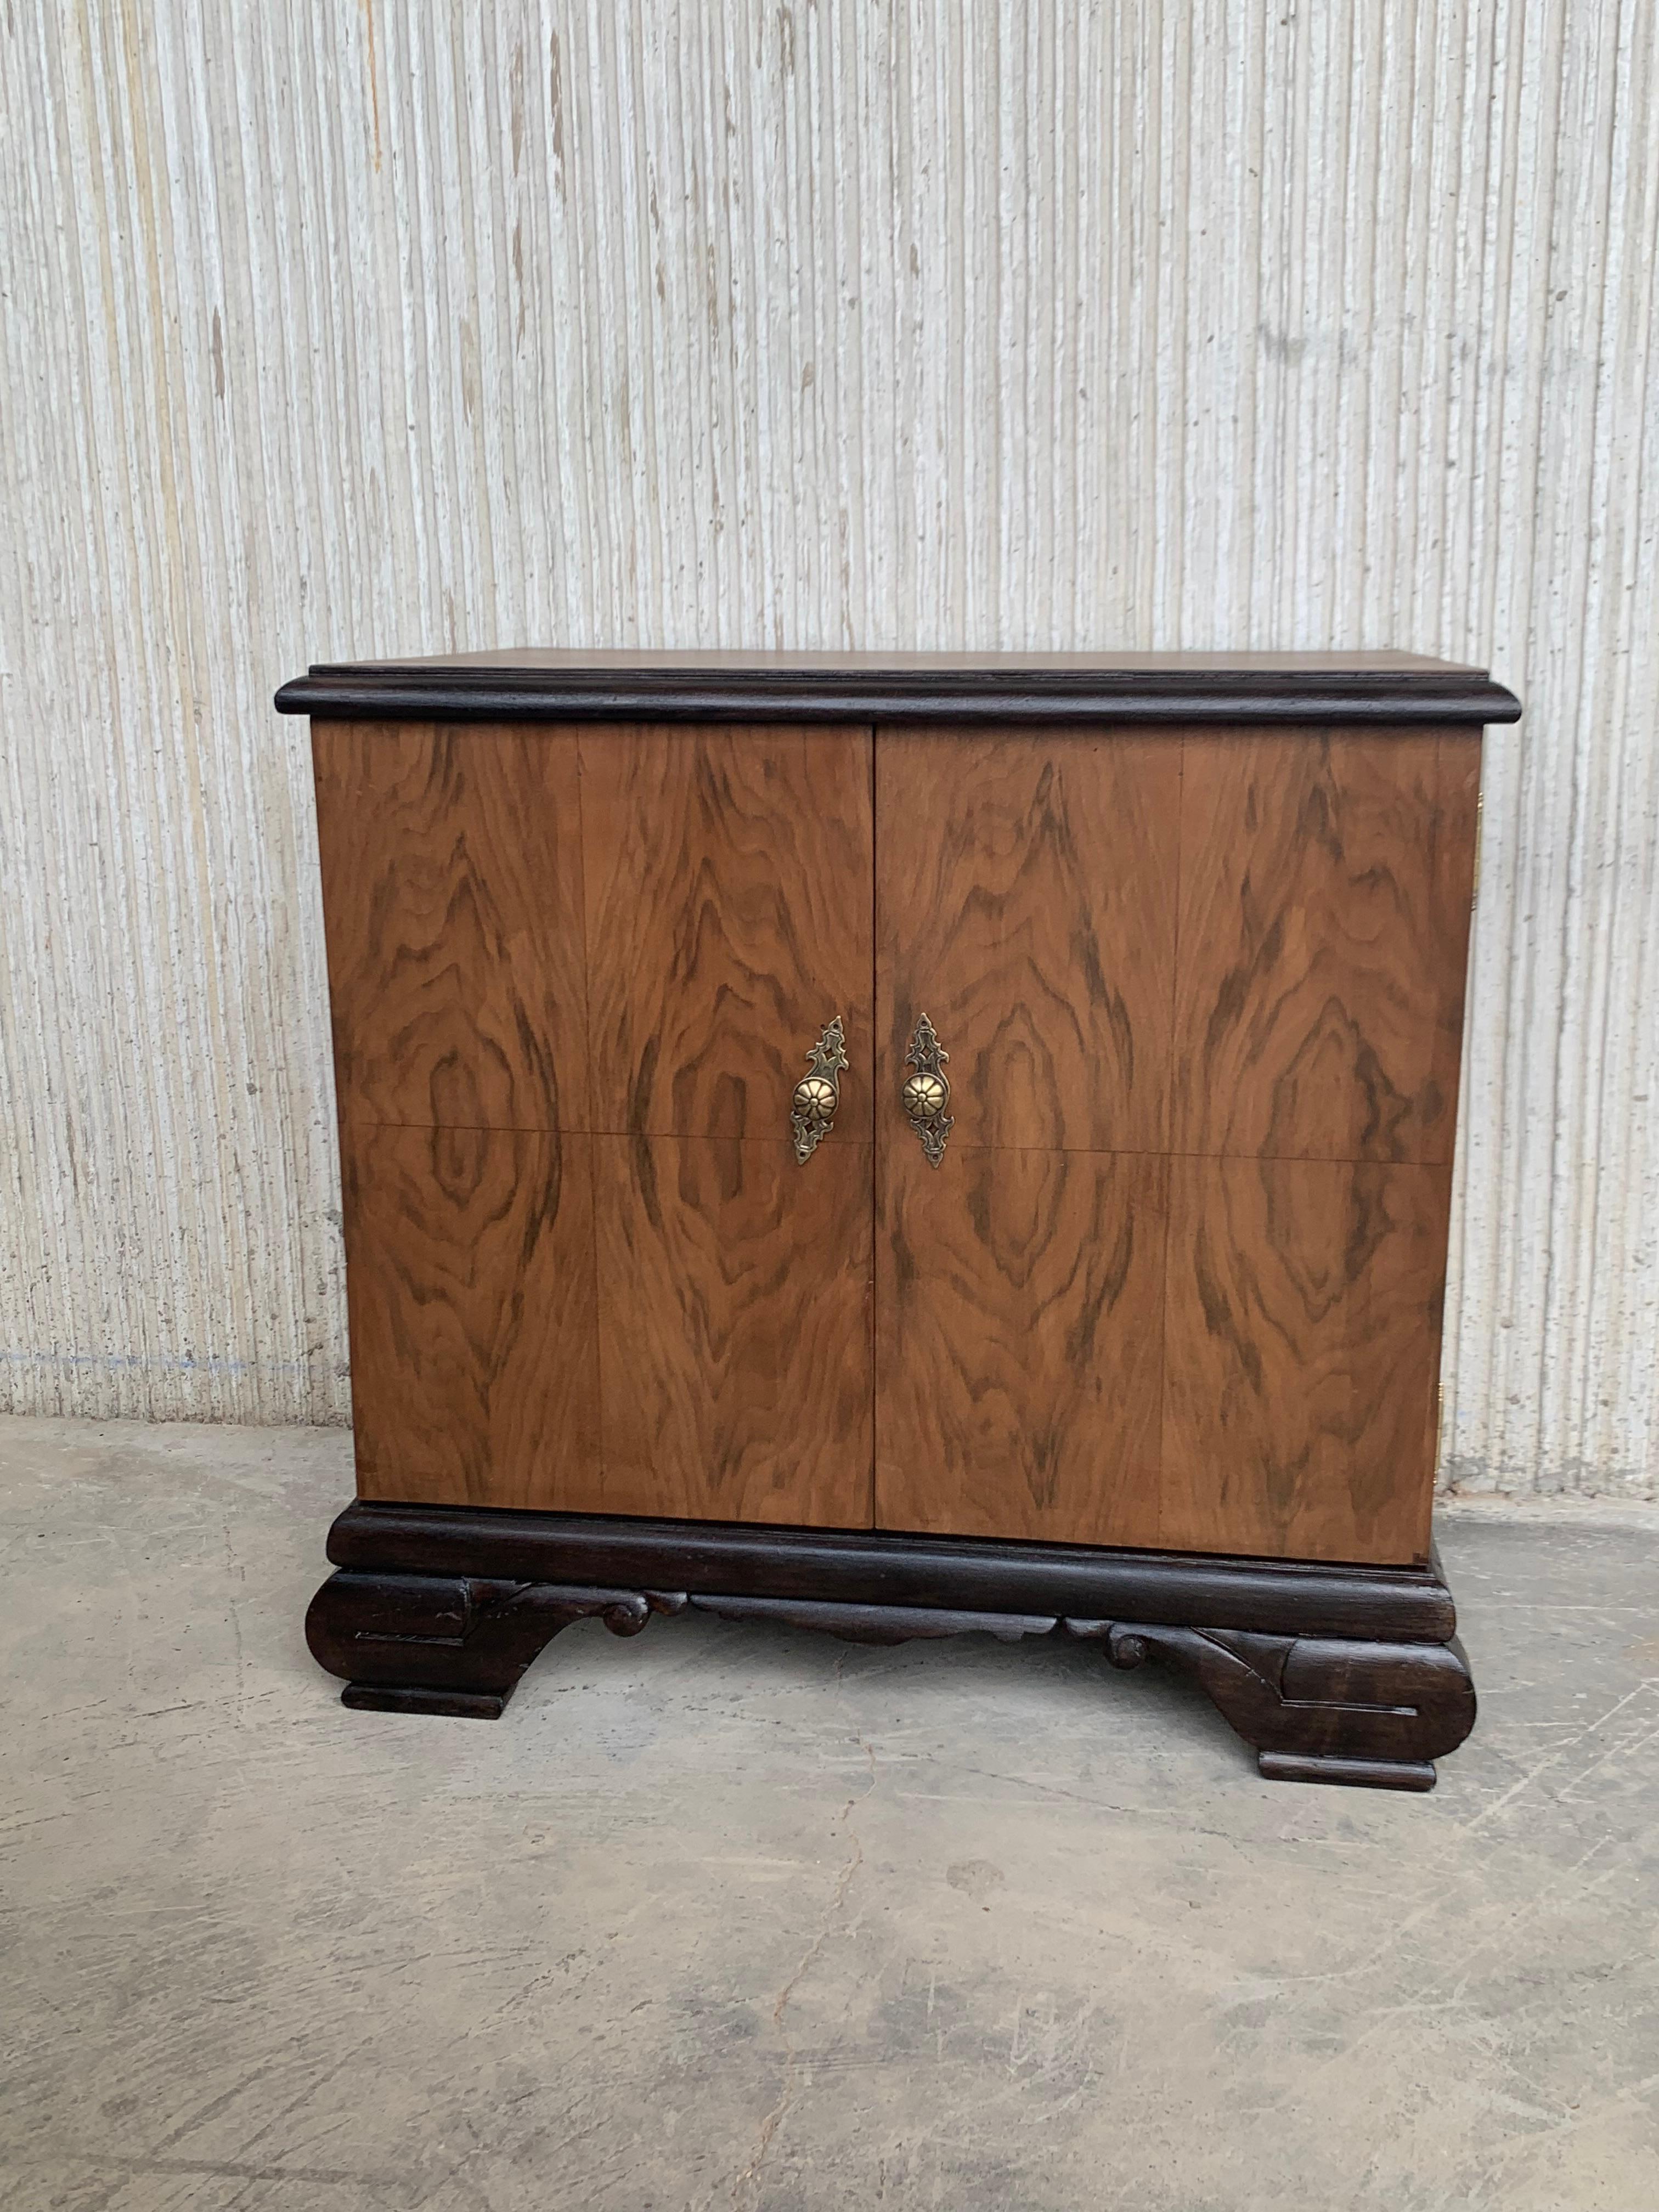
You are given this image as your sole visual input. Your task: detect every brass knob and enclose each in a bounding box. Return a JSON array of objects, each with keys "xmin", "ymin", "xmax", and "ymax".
[
  {"xmin": 793, "ymin": 1074, "xmax": 839, "ymax": 1126},
  {"xmin": 791, "ymin": 1017, "xmax": 847, "ymax": 1164},
  {"xmin": 901, "ymin": 1013, "xmax": 953, "ymax": 1167},
  {"xmin": 901, "ymin": 1071, "xmax": 949, "ymax": 1120}
]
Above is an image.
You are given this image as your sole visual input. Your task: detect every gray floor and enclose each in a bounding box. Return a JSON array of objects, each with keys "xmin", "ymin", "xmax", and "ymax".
[{"xmin": 2, "ymin": 1420, "xmax": 1656, "ymax": 2212}]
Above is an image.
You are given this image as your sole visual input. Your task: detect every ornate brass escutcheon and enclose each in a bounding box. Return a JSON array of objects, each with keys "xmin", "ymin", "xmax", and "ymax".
[
  {"xmin": 790, "ymin": 1016, "xmax": 848, "ymax": 1164},
  {"xmin": 901, "ymin": 1012, "xmax": 953, "ymax": 1167}
]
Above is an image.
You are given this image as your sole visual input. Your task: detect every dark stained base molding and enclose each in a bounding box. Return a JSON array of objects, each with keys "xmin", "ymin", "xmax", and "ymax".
[{"xmin": 307, "ymin": 1503, "xmax": 1477, "ymax": 1791}]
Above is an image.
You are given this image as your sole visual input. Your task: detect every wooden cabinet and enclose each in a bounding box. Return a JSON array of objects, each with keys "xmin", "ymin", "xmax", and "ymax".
[{"xmin": 287, "ymin": 652, "xmax": 1519, "ymax": 1790}]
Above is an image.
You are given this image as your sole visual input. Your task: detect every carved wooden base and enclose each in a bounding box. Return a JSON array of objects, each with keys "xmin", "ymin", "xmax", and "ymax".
[{"xmin": 307, "ymin": 1504, "xmax": 1477, "ymax": 1788}]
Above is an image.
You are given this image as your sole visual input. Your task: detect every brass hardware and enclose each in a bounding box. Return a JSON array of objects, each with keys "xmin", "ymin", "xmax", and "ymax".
[
  {"xmin": 790, "ymin": 1016, "xmax": 848, "ymax": 1163},
  {"xmin": 901, "ymin": 1012, "xmax": 953, "ymax": 1167}
]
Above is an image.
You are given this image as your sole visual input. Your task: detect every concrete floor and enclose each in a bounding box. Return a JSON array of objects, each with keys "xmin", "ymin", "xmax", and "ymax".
[{"xmin": 2, "ymin": 1420, "xmax": 1657, "ymax": 2212}]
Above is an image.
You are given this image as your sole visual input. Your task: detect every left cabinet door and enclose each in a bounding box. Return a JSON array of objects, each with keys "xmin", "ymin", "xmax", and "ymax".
[{"xmin": 312, "ymin": 720, "xmax": 876, "ymax": 1528}]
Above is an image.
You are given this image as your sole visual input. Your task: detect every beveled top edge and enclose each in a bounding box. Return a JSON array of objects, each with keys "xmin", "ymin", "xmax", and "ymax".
[{"xmin": 275, "ymin": 648, "xmax": 1522, "ymax": 723}]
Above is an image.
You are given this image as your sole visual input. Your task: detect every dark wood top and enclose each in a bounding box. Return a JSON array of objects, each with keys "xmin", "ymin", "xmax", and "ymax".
[{"xmin": 276, "ymin": 648, "xmax": 1521, "ymax": 725}]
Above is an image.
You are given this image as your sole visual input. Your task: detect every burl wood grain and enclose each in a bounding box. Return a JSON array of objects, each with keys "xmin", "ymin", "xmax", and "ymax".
[
  {"xmin": 872, "ymin": 729, "xmax": 1176, "ymax": 1545},
  {"xmin": 876, "ymin": 1144, "xmax": 1165, "ymax": 1544},
  {"xmin": 311, "ymin": 722, "xmax": 590, "ymax": 1131},
  {"xmin": 875, "ymin": 729, "xmax": 1180, "ymax": 1150},
  {"xmin": 582, "ymin": 725, "xmax": 873, "ymax": 1141},
  {"xmin": 1172, "ymin": 731, "xmax": 1481, "ymax": 1162},
  {"xmin": 1159, "ymin": 1159, "xmax": 1452, "ymax": 1565},
  {"xmin": 345, "ymin": 1125, "xmax": 603, "ymax": 1511},
  {"xmin": 593, "ymin": 1135, "xmax": 874, "ymax": 1527}
]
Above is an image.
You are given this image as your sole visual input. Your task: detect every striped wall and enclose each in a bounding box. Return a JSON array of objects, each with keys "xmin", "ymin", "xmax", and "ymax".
[{"xmin": 2, "ymin": 3, "xmax": 1656, "ymax": 1495}]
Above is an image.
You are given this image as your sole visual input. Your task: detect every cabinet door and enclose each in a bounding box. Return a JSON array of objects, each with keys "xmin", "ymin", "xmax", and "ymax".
[
  {"xmin": 873, "ymin": 728, "xmax": 1180, "ymax": 1545},
  {"xmin": 314, "ymin": 720, "xmax": 875, "ymax": 1528},
  {"xmin": 871, "ymin": 724, "xmax": 1476, "ymax": 1568}
]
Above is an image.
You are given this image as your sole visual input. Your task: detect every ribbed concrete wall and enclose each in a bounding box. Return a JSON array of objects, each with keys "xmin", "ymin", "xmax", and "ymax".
[{"xmin": 3, "ymin": 4, "xmax": 1656, "ymax": 1496}]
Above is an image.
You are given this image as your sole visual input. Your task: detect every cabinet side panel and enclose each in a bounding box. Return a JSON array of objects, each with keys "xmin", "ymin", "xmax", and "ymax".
[
  {"xmin": 312, "ymin": 720, "xmax": 590, "ymax": 1132},
  {"xmin": 1171, "ymin": 729, "xmax": 1480, "ymax": 1163},
  {"xmin": 874, "ymin": 727, "xmax": 1179, "ymax": 1151},
  {"xmin": 876, "ymin": 1144, "xmax": 1165, "ymax": 1545},
  {"xmin": 1160, "ymin": 1159, "xmax": 1449, "ymax": 1564},
  {"xmin": 593, "ymin": 1135, "xmax": 874, "ymax": 1528},
  {"xmin": 345, "ymin": 1126, "xmax": 602, "ymax": 1510},
  {"xmin": 582, "ymin": 725, "xmax": 874, "ymax": 1141}
]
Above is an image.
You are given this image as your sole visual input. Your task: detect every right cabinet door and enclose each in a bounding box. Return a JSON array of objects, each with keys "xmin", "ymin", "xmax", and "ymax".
[{"xmin": 873, "ymin": 724, "xmax": 1479, "ymax": 1568}]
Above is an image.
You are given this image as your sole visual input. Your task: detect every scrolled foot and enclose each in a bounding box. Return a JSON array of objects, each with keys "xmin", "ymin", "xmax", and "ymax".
[
  {"xmin": 1068, "ymin": 1620, "xmax": 1476, "ymax": 1790},
  {"xmin": 307, "ymin": 1571, "xmax": 685, "ymax": 1717}
]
